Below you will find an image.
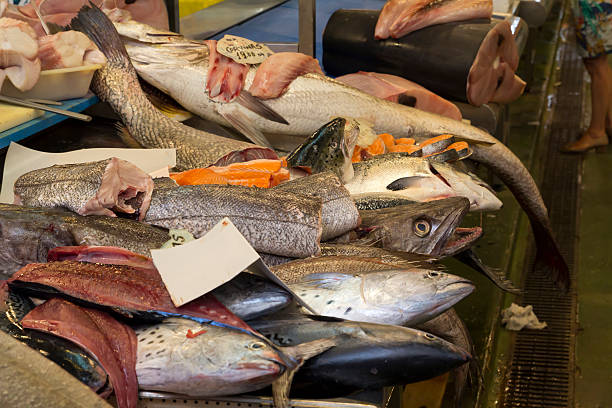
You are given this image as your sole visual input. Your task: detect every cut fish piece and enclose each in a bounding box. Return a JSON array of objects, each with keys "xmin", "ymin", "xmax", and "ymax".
[
  {"xmin": 375, "ymin": 0, "xmax": 493, "ymax": 39},
  {"xmin": 0, "ymin": 17, "xmax": 37, "ymax": 40},
  {"xmin": 249, "ymin": 52, "xmax": 323, "ymax": 99},
  {"xmin": 0, "ymin": 18, "xmax": 40, "ymax": 91},
  {"xmin": 38, "ymin": 30, "xmax": 107, "ymax": 70},
  {"xmin": 48, "ymin": 245, "xmax": 156, "ymax": 270},
  {"xmin": 22, "ymin": 298, "xmax": 138, "ymax": 408},
  {"xmin": 13, "ymin": 157, "xmax": 154, "ymax": 220},
  {"xmin": 490, "ymin": 71, "xmax": 526, "ymax": 104},
  {"xmin": 205, "ymin": 39, "xmax": 249, "ymax": 103}
]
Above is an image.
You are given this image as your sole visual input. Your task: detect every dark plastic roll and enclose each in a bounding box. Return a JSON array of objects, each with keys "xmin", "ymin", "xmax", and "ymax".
[{"xmin": 323, "ymin": 9, "xmax": 497, "ymax": 103}]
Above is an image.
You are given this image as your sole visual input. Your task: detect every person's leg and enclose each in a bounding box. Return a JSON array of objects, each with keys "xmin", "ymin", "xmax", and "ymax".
[
  {"xmin": 606, "ymin": 59, "xmax": 612, "ymax": 130},
  {"xmin": 564, "ymin": 54, "xmax": 610, "ymax": 151}
]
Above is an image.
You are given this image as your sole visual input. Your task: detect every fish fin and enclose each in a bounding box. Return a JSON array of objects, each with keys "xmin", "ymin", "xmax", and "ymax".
[
  {"xmin": 299, "ymin": 273, "xmax": 354, "ymax": 289},
  {"xmin": 273, "ymin": 337, "xmax": 338, "ymax": 408},
  {"xmin": 69, "ymin": 4, "xmax": 132, "ymax": 66},
  {"xmin": 386, "ymin": 176, "xmax": 427, "ymax": 191},
  {"xmin": 140, "ymin": 80, "xmax": 193, "ymax": 122},
  {"xmin": 532, "ymin": 223, "xmax": 570, "ymax": 292},
  {"xmin": 236, "ymin": 91, "xmax": 289, "ymax": 125},
  {"xmin": 454, "ymin": 249, "xmax": 522, "ymax": 294},
  {"xmin": 217, "ymin": 105, "xmax": 273, "ymax": 148},
  {"xmin": 115, "ymin": 123, "xmax": 144, "ymax": 148}
]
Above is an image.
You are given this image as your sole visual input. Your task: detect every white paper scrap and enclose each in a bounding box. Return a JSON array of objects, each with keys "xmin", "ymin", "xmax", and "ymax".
[
  {"xmin": 0, "ymin": 142, "xmax": 176, "ymax": 204},
  {"xmin": 151, "ymin": 218, "xmax": 260, "ymax": 307},
  {"xmin": 501, "ymin": 303, "xmax": 547, "ymax": 331}
]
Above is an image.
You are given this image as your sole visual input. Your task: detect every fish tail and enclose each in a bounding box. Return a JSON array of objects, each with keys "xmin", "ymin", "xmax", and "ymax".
[
  {"xmin": 532, "ymin": 221, "xmax": 570, "ymax": 292},
  {"xmin": 69, "ymin": 3, "xmax": 132, "ymax": 67}
]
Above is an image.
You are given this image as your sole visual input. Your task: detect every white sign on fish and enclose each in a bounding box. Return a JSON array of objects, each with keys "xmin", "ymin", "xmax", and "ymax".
[
  {"xmin": 217, "ymin": 35, "xmax": 273, "ymax": 65},
  {"xmin": 0, "ymin": 142, "xmax": 176, "ymax": 204},
  {"xmin": 151, "ymin": 217, "xmax": 317, "ymax": 312}
]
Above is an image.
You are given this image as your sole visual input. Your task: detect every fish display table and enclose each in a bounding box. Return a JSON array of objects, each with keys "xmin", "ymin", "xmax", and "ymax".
[{"xmin": 0, "ymin": 93, "xmax": 99, "ymax": 150}]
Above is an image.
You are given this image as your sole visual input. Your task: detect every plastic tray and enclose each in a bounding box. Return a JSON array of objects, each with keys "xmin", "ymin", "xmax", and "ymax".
[{"xmin": 0, "ymin": 64, "xmax": 102, "ymax": 101}]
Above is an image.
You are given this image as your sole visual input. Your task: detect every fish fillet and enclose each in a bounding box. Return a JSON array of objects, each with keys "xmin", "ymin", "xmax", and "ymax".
[
  {"xmin": 250, "ymin": 52, "xmax": 323, "ymax": 99},
  {"xmin": 38, "ymin": 30, "xmax": 107, "ymax": 70}
]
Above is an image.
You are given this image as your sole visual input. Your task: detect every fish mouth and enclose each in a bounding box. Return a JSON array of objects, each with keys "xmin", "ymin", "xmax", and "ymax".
[
  {"xmin": 439, "ymin": 279, "xmax": 475, "ymax": 298},
  {"xmin": 440, "ymin": 226, "xmax": 483, "ymax": 256},
  {"xmin": 429, "ymin": 201, "xmax": 470, "ymax": 256}
]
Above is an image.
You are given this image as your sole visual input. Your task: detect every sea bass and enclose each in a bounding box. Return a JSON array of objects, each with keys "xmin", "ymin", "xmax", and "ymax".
[
  {"xmin": 251, "ymin": 315, "xmax": 471, "ymax": 397},
  {"xmin": 345, "ymin": 153, "xmax": 502, "ymax": 211},
  {"xmin": 0, "ymin": 286, "xmax": 109, "ymax": 394},
  {"xmin": 0, "ymin": 204, "xmax": 170, "ymax": 279},
  {"xmin": 13, "ymin": 157, "xmax": 154, "ymax": 220},
  {"xmin": 355, "ymin": 197, "xmax": 482, "ymax": 257},
  {"xmin": 273, "ymin": 171, "xmax": 360, "ymax": 241},
  {"xmin": 288, "ymin": 269, "xmax": 474, "ymax": 325},
  {"xmin": 375, "ymin": 0, "xmax": 493, "ymax": 39},
  {"xmin": 71, "ymin": 6, "xmax": 569, "ymax": 290},
  {"xmin": 143, "ymin": 184, "xmax": 323, "ymax": 258},
  {"xmin": 68, "ymin": 8, "xmax": 274, "ymax": 171},
  {"xmin": 0, "ymin": 329, "xmax": 111, "ymax": 408}
]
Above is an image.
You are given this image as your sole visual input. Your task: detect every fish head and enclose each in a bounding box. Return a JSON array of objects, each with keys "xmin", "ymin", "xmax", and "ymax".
[
  {"xmin": 287, "ymin": 118, "xmax": 359, "ymax": 183},
  {"xmin": 359, "ymin": 197, "xmax": 471, "ymax": 256},
  {"xmin": 430, "ymin": 162, "xmax": 502, "ymax": 212}
]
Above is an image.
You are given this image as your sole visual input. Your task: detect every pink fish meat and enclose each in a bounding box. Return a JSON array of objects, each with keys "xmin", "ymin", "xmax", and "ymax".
[
  {"xmin": 205, "ymin": 39, "xmax": 249, "ymax": 102},
  {"xmin": 0, "ymin": 16, "xmax": 40, "ymax": 91},
  {"xmin": 48, "ymin": 245, "xmax": 156, "ymax": 270},
  {"xmin": 336, "ymin": 71, "xmax": 462, "ymax": 120},
  {"xmin": 375, "ymin": 0, "xmax": 493, "ymax": 39},
  {"xmin": 38, "ymin": 30, "xmax": 107, "ymax": 70},
  {"xmin": 22, "ymin": 298, "xmax": 138, "ymax": 408}
]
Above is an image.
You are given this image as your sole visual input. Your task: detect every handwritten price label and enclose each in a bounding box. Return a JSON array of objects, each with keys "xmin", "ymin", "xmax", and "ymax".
[
  {"xmin": 217, "ymin": 35, "xmax": 273, "ymax": 64},
  {"xmin": 162, "ymin": 229, "xmax": 196, "ymax": 248}
]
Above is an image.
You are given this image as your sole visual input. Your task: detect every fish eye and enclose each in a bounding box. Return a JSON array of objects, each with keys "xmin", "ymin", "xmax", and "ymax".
[
  {"xmin": 413, "ymin": 219, "xmax": 431, "ymax": 237},
  {"xmin": 330, "ymin": 141, "xmax": 338, "ymax": 149},
  {"xmin": 424, "ymin": 333, "xmax": 436, "ymax": 340},
  {"xmin": 249, "ymin": 342, "xmax": 265, "ymax": 350}
]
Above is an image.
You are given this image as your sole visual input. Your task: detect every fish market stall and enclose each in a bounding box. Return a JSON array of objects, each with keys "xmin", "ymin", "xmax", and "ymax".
[{"xmin": 0, "ymin": 0, "xmax": 587, "ymax": 407}]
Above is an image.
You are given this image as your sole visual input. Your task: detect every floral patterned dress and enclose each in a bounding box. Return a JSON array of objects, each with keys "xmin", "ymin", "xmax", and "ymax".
[{"xmin": 573, "ymin": 0, "xmax": 612, "ymax": 57}]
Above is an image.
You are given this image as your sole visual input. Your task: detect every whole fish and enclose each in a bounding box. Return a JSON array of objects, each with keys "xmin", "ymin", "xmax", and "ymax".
[
  {"xmin": 345, "ymin": 153, "xmax": 502, "ymax": 211},
  {"xmin": 285, "ymin": 118, "xmax": 360, "ymax": 183},
  {"xmin": 0, "ymin": 204, "xmax": 170, "ymax": 279},
  {"xmin": 13, "ymin": 158, "xmax": 154, "ymax": 220},
  {"xmin": 375, "ymin": 0, "xmax": 493, "ymax": 40},
  {"xmin": 0, "ymin": 287, "xmax": 109, "ymax": 394},
  {"xmin": 135, "ymin": 317, "xmax": 336, "ymax": 399},
  {"xmin": 0, "ymin": 330, "xmax": 111, "ymax": 408},
  {"xmin": 71, "ymin": 6, "xmax": 569, "ymax": 290},
  {"xmin": 21, "ymin": 298, "xmax": 138, "ymax": 408},
  {"xmin": 271, "ymin": 255, "xmax": 438, "ymax": 284},
  {"xmin": 273, "ymin": 171, "xmax": 360, "ymax": 241},
  {"xmin": 212, "ymin": 273, "xmax": 292, "ymax": 321},
  {"xmin": 288, "ymin": 269, "xmax": 474, "ymax": 325},
  {"xmin": 251, "ymin": 315, "xmax": 471, "ymax": 398},
  {"xmin": 353, "ymin": 197, "xmax": 481, "ymax": 256},
  {"xmin": 415, "ymin": 308, "xmax": 478, "ymax": 407},
  {"xmin": 144, "ymin": 184, "xmax": 323, "ymax": 258},
  {"xmin": 67, "ymin": 8, "xmax": 274, "ymax": 171}
]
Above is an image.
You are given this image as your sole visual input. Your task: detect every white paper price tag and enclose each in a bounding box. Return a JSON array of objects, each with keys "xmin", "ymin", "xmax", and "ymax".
[
  {"xmin": 217, "ymin": 35, "xmax": 273, "ymax": 65},
  {"xmin": 0, "ymin": 143, "xmax": 176, "ymax": 204}
]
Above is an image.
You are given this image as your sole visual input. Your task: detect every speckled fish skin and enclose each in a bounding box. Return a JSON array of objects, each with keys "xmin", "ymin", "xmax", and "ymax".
[
  {"xmin": 13, "ymin": 158, "xmax": 154, "ymax": 220},
  {"xmin": 352, "ymin": 193, "xmax": 417, "ymax": 210},
  {"xmin": 68, "ymin": 7, "xmax": 267, "ymax": 171},
  {"xmin": 250, "ymin": 316, "xmax": 471, "ymax": 398},
  {"xmin": 320, "ymin": 244, "xmax": 437, "ymax": 264},
  {"xmin": 273, "ymin": 172, "xmax": 360, "ymax": 241},
  {"xmin": 0, "ymin": 204, "xmax": 170, "ymax": 279},
  {"xmin": 289, "ymin": 269, "xmax": 474, "ymax": 325},
  {"xmin": 415, "ymin": 308, "xmax": 475, "ymax": 407},
  {"xmin": 135, "ymin": 318, "xmax": 285, "ymax": 397},
  {"xmin": 270, "ymin": 255, "xmax": 436, "ymax": 284},
  {"xmin": 144, "ymin": 185, "xmax": 323, "ymax": 258},
  {"xmin": 212, "ymin": 273, "xmax": 292, "ymax": 320},
  {"xmin": 0, "ymin": 330, "xmax": 112, "ymax": 408}
]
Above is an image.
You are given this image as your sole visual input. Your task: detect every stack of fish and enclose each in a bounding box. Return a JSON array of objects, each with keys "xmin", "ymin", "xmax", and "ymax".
[{"xmin": 0, "ymin": 5, "xmax": 570, "ymax": 408}]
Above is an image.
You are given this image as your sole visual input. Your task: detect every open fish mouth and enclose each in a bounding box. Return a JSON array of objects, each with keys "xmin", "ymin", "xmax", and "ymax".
[{"xmin": 441, "ymin": 226, "xmax": 483, "ymax": 256}]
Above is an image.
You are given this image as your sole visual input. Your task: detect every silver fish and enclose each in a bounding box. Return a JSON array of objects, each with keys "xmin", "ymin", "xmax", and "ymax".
[
  {"xmin": 289, "ymin": 269, "xmax": 474, "ymax": 325},
  {"xmin": 13, "ymin": 158, "xmax": 154, "ymax": 220},
  {"xmin": 68, "ymin": 7, "xmax": 273, "ymax": 171},
  {"xmin": 273, "ymin": 171, "xmax": 360, "ymax": 241},
  {"xmin": 345, "ymin": 153, "xmax": 502, "ymax": 212},
  {"xmin": 144, "ymin": 184, "xmax": 322, "ymax": 258}
]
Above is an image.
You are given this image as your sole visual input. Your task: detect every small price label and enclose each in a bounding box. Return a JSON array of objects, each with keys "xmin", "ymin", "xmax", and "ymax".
[
  {"xmin": 161, "ymin": 229, "xmax": 196, "ymax": 248},
  {"xmin": 217, "ymin": 35, "xmax": 273, "ymax": 64}
]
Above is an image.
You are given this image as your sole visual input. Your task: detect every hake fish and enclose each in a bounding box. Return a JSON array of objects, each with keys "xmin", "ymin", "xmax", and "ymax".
[
  {"xmin": 289, "ymin": 269, "xmax": 474, "ymax": 325},
  {"xmin": 71, "ymin": 6, "xmax": 569, "ymax": 290},
  {"xmin": 68, "ymin": 7, "xmax": 274, "ymax": 171},
  {"xmin": 13, "ymin": 158, "xmax": 154, "ymax": 220},
  {"xmin": 0, "ymin": 204, "xmax": 170, "ymax": 279},
  {"xmin": 346, "ymin": 153, "xmax": 502, "ymax": 212},
  {"xmin": 144, "ymin": 184, "xmax": 323, "ymax": 258}
]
